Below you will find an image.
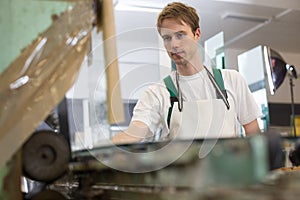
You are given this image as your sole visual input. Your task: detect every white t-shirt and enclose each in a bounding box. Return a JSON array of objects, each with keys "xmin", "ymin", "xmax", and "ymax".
[{"xmin": 131, "ymin": 69, "xmax": 262, "ymax": 137}]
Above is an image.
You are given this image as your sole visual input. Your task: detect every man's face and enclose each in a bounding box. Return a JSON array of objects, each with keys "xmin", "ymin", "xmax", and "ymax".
[{"xmin": 160, "ymin": 18, "xmax": 200, "ymax": 66}]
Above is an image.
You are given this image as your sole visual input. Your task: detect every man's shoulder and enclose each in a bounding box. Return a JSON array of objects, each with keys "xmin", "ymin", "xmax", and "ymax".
[
  {"xmin": 219, "ymin": 68, "xmax": 239, "ymax": 75},
  {"xmin": 162, "ymin": 71, "xmax": 176, "ymax": 79},
  {"xmin": 219, "ymin": 69, "xmax": 243, "ymax": 80},
  {"xmin": 218, "ymin": 69, "xmax": 246, "ymax": 89},
  {"xmin": 144, "ymin": 79, "xmax": 169, "ymax": 96}
]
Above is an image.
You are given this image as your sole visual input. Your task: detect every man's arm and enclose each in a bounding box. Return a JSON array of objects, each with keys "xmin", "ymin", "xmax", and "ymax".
[
  {"xmin": 112, "ymin": 121, "xmax": 153, "ymax": 144},
  {"xmin": 243, "ymin": 119, "xmax": 261, "ymax": 136}
]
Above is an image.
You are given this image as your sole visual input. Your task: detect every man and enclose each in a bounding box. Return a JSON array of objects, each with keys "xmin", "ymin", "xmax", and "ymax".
[{"xmin": 113, "ymin": 2, "xmax": 261, "ymax": 144}]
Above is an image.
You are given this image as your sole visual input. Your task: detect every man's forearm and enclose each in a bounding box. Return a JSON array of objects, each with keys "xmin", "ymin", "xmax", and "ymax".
[
  {"xmin": 112, "ymin": 121, "xmax": 152, "ymax": 144},
  {"xmin": 244, "ymin": 119, "xmax": 261, "ymax": 136}
]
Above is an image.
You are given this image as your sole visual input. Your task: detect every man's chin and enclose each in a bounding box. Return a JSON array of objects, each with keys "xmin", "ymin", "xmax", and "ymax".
[{"xmin": 173, "ymin": 58, "xmax": 186, "ymax": 66}]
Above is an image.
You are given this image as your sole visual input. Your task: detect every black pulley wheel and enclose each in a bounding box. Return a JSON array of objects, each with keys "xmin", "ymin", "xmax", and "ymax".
[
  {"xmin": 22, "ymin": 130, "xmax": 70, "ymax": 182},
  {"xmin": 31, "ymin": 189, "xmax": 66, "ymax": 200}
]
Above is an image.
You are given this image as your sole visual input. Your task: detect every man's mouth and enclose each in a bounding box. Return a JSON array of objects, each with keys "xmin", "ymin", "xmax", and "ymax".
[{"xmin": 171, "ymin": 51, "xmax": 184, "ymax": 58}]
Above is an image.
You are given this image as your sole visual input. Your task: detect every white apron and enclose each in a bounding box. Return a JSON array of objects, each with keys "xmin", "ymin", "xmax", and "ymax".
[{"xmin": 169, "ymin": 99, "xmax": 237, "ymax": 139}]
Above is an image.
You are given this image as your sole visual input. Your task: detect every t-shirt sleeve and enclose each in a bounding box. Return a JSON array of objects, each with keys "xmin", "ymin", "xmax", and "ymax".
[
  {"xmin": 230, "ymin": 70, "xmax": 263, "ymax": 125},
  {"xmin": 130, "ymin": 83, "xmax": 169, "ymax": 135}
]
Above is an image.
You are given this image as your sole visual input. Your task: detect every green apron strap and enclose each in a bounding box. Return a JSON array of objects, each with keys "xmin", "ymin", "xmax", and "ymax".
[
  {"xmin": 163, "ymin": 75, "xmax": 178, "ymax": 97},
  {"xmin": 163, "ymin": 75, "xmax": 178, "ymax": 128},
  {"xmin": 212, "ymin": 68, "xmax": 225, "ymax": 91},
  {"xmin": 212, "ymin": 68, "xmax": 228, "ymax": 99}
]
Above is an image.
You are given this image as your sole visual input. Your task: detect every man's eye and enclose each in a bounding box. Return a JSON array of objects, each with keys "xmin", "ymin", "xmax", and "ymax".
[
  {"xmin": 175, "ymin": 33, "xmax": 185, "ymax": 39},
  {"xmin": 163, "ymin": 36, "xmax": 171, "ymax": 42}
]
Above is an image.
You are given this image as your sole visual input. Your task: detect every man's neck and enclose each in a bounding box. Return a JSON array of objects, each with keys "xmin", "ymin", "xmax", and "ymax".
[{"xmin": 176, "ymin": 56, "xmax": 204, "ymax": 76}]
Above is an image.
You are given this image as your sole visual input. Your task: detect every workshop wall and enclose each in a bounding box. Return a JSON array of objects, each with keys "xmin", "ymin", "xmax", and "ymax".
[{"xmin": 225, "ymin": 47, "xmax": 300, "ymax": 104}]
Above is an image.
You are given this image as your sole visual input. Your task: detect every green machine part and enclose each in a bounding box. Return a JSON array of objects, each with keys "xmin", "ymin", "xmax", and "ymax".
[
  {"xmin": 0, "ymin": 153, "xmax": 22, "ymax": 200},
  {"xmin": 0, "ymin": 0, "xmax": 70, "ymax": 73}
]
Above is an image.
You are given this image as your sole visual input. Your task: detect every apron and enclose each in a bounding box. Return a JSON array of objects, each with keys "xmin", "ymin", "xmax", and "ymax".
[
  {"xmin": 169, "ymin": 99, "xmax": 237, "ymax": 139},
  {"xmin": 164, "ymin": 68, "xmax": 237, "ymax": 140}
]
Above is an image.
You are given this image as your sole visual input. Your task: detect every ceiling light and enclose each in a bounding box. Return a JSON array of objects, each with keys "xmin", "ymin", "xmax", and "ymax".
[
  {"xmin": 115, "ymin": 3, "xmax": 162, "ymax": 13},
  {"xmin": 222, "ymin": 13, "xmax": 269, "ymax": 23}
]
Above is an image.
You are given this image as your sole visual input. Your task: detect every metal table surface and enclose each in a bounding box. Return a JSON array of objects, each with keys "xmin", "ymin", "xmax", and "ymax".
[{"xmin": 40, "ymin": 136, "xmax": 300, "ymax": 199}]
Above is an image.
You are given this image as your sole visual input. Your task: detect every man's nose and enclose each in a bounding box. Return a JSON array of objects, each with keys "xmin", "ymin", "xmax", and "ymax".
[{"xmin": 170, "ymin": 37, "xmax": 180, "ymax": 49}]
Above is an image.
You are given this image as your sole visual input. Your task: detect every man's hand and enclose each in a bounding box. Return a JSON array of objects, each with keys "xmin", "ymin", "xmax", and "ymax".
[{"xmin": 112, "ymin": 121, "xmax": 152, "ymax": 144}]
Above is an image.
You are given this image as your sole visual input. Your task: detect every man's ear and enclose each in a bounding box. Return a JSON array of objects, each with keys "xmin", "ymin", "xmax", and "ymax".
[{"xmin": 195, "ymin": 28, "xmax": 201, "ymax": 39}]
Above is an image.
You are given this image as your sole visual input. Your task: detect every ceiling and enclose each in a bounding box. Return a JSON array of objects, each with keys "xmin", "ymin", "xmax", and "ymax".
[{"xmin": 113, "ymin": 0, "xmax": 300, "ymax": 54}]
